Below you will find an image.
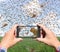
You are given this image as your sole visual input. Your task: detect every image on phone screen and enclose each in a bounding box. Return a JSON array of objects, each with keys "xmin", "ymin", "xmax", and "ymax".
[{"xmin": 16, "ymin": 25, "xmax": 40, "ymax": 38}]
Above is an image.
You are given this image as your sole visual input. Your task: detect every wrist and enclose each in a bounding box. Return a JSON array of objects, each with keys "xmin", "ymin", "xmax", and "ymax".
[
  {"xmin": 53, "ymin": 41, "xmax": 60, "ymax": 49},
  {"xmin": 0, "ymin": 45, "xmax": 7, "ymax": 52},
  {"xmin": 0, "ymin": 43, "xmax": 8, "ymax": 50}
]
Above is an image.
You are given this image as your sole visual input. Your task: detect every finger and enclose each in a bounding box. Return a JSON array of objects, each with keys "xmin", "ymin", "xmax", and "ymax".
[
  {"xmin": 36, "ymin": 38, "xmax": 49, "ymax": 45},
  {"xmin": 15, "ymin": 38, "xmax": 23, "ymax": 43},
  {"xmin": 36, "ymin": 38, "xmax": 44, "ymax": 42},
  {"xmin": 11, "ymin": 24, "xmax": 18, "ymax": 32},
  {"xmin": 12, "ymin": 38, "xmax": 23, "ymax": 46},
  {"xmin": 37, "ymin": 24, "xmax": 50, "ymax": 34},
  {"xmin": 41, "ymin": 34, "xmax": 43, "ymax": 38},
  {"xmin": 14, "ymin": 30, "xmax": 17, "ymax": 37},
  {"xmin": 36, "ymin": 38, "xmax": 47, "ymax": 43}
]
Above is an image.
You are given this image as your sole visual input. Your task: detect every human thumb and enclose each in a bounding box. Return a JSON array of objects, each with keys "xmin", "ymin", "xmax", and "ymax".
[
  {"xmin": 15, "ymin": 38, "xmax": 23, "ymax": 43},
  {"xmin": 36, "ymin": 38, "xmax": 45, "ymax": 42}
]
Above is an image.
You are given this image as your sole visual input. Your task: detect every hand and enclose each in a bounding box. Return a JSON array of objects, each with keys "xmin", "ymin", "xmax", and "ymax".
[
  {"xmin": 36, "ymin": 24, "xmax": 60, "ymax": 49},
  {"xmin": 0, "ymin": 24, "xmax": 23, "ymax": 49}
]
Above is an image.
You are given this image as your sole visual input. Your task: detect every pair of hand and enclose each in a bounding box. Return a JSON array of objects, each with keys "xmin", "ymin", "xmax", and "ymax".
[{"xmin": 0, "ymin": 24, "xmax": 60, "ymax": 50}]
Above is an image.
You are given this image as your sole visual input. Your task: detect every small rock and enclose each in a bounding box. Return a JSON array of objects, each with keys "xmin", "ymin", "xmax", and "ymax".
[{"xmin": 2, "ymin": 22, "xmax": 8, "ymax": 28}]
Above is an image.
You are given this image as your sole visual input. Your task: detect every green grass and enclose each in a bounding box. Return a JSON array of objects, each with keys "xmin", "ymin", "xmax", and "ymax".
[{"xmin": 0, "ymin": 37, "xmax": 58, "ymax": 52}]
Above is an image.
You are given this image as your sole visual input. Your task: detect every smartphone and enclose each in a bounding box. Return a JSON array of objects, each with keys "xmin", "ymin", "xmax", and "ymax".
[{"xmin": 16, "ymin": 25, "xmax": 41, "ymax": 38}]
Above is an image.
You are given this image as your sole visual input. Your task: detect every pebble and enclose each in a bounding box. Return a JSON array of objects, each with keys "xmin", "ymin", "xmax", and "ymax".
[
  {"xmin": 0, "ymin": 0, "xmax": 60, "ymax": 36},
  {"xmin": 2, "ymin": 22, "xmax": 8, "ymax": 28}
]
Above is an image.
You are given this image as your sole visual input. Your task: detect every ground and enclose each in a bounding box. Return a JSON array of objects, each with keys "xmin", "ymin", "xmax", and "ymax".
[{"xmin": 0, "ymin": 37, "xmax": 58, "ymax": 52}]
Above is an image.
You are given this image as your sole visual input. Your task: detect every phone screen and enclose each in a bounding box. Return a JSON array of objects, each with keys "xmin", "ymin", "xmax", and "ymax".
[{"xmin": 16, "ymin": 25, "xmax": 40, "ymax": 38}]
